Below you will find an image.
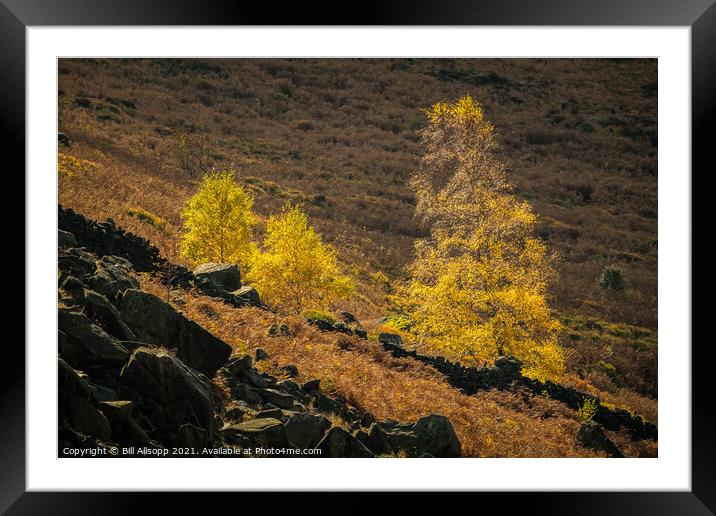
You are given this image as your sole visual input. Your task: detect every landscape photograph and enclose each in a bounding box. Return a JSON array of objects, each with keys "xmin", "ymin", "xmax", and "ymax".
[{"xmin": 57, "ymin": 58, "xmax": 658, "ymax": 458}]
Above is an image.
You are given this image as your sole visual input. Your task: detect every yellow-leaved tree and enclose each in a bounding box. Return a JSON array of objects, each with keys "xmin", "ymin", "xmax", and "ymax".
[
  {"xmin": 401, "ymin": 96, "xmax": 564, "ymax": 380},
  {"xmin": 180, "ymin": 170, "xmax": 256, "ymax": 269},
  {"xmin": 248, "ymin": 204, "xmax": 354, "ymax": 313}
]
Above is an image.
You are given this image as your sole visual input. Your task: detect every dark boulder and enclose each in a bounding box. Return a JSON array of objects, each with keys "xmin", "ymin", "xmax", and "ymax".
[
  {"xmin": 494, "ymin": 355, "xmax": 523, "ymax": 378},
  {"xmin": 225, "ymin": 355, "xmax": 252, "ymax": 376},
  {"xmin": 577, "ymin": 420, "xmax": 624, "ymax": 458},
  {"xmin": 412, "ymin": 414, "xmax": 461, "ymax": 457},
  {"xmin": 378, "ymin": 333, "xmax": 403, "ymax": 348},
  {"xmin": 280, "ymin": 364, "xmax": 299, "ymax": 378},
  {"xmin": 255, "ymin": 348, "xmax": 269, "ymax": 361},
  {"xmin": 58, "ymin": 248, "xmax": 97, "ymax": 277},
  {"xmin": 58, "ymin": 309, "xmax": 129, "ymax": 367},
  {"xmin": 58, "ymin": 229, "xmax": 77, "ymax": 248},
  {"xmin": 120, "ymin": 289, "xmax": 231, "ymax": 378},
  {"xmin": 268, "ymin": 323, "xmax": 290, "ymax": 337},
  {"xmin": 120, "ymin": 347, "xmax": 216, "ymax": 434},
  {"xmin": 339, "ymin": 311, "xmax": 357, "ymax": 324},
  {"xmin": 99, "ymin": 400, "xmax": 134, "ymax": 425},
  {"xmin": 379, "ymin": 414, "xmax": 461, "ymax": 457},
  {"xmin": 59, "ymin": 391, "xmax": 112, "ymax": 441},
  {"xmin": 58, "ymin": 357, "xmax": 92, "ymax": 399},
  {"xmin": 316, "ymin": 427, "xmax": 374, "ymax": 458},
  {"xmin": 284, "ymin": 412, "xmax": 331, "ymax": 449},
  {"xmin": 365, "ymin": 423, "xmax": 393, "ymax": 455},
  {"xmin": 82, "ymin": 289, "xmax": 136, "ymax": 341},
  {"xmin": 224, "ymin": 418, "xmax": 288, "ymax": 449},
  {"xmin": 232, "ymin": 286, "xmax": 260, "ymax": 305},
  {"xmin": 301, "ymin": 379, "xmax": 321, "ymax": 393},
  {"xmin": 174, "ymin": 423, "xmax": 211, "ymax": 449},
  {"xmin": 87, "ymin": 258, "xmax": 140, "ymax": 300},
  {"xmin": 259, "ymin": 388, "xmax": 295, "ymax": 409},
  {"xmin": 193, "ymin": 263, "xmax": 241, "ymax": 291}
]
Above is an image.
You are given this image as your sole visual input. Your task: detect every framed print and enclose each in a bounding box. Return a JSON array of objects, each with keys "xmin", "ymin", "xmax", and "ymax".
[{"xmin": 3, "ymin": 0, "xmax": 710, "ymax": 512}]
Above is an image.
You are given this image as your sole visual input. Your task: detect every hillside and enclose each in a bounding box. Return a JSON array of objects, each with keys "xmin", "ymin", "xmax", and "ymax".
[{"xmin": 57, "ymin": 58, "xmax": 658, "ymax": 457}]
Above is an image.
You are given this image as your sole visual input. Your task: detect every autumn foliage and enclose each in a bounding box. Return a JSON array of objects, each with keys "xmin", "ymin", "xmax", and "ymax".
[
  {"xmin": 402, "ymin": 96, "xmax": 565, "ymax": 380},
  {"xmin": 247, "ymin": 204, "xmax": 354, "ymax": 313},
  {"xmin": 180, "ymin": 170, "xmax": 256, "ymax": 269}
]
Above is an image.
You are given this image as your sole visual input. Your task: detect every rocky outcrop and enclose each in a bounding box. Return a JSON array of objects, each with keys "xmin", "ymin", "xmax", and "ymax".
[
  {"xmin": 56, "ymin": 214, "xmax": 464, "ymax": 458},
  {"xmin": 59, "ymin": 205, "xmax": 260, "ymax": 308},
  {"xmin": 193, "ymin": 263, "xmax": 241, "ymax": 291},
  {"xmin": 120, "ymin": 347, "xmax": 217, "ymax": 434},
  {"xmin": 119, "ymin": 289, "xmax": 231, "ymax": 378},
  {"xmin": 376, "ymin": 332, "xmax": 657, "ymax": 442},
  {"xmin": 58, "ymin": 309, "xmax": 130, "ymax": 367}
]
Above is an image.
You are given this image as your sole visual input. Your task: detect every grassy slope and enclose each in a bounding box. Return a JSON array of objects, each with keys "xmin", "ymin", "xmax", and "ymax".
[{"xmin": 58, "ymin": 58, "xmax": 658, "ymax": 455}]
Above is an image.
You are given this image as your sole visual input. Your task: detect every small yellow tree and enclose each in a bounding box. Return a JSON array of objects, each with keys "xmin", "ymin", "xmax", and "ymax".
[
  {"xmin": 180, "ymin": 170, "xmax": 256, "ymax": 268},
  {"xmin": 248, "ymin": 204, "xmax": 354, "ymax": 313},
  {"xmin": 402, "ymin": 96, "xmax": 564, "ymax": 380}
]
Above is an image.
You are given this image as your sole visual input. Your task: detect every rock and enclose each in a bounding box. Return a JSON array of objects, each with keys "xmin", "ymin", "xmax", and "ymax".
[
  {"xmin": 312, "ymin": 392, "xmax": 345, "ymax": 415},
  {"xmin": 239, "ymin": 368, "xmax": 269, "ymax": 389},
  {"xmin": 276, "ymin": 380, "xmax": 302, "ymax": 398},
  {"xmin": 58, "ymin": 248, "xmax": 97, "ymax": 277},
  {"xmin": 224, "ymin": 404, "xmax": 248, "ymax": 422},
  {"xmin": 58, "ymin": 132, "xmax": 70, "ymax": 146},
  {"xmin": 120, "ymin": 347, "xmax": 216, "ymax": 434},
  {"xmin": 379, "ymin": 414, "xmax": 461, "ymax": 457},
  {"xmin": 412, "ymin": 414, "xmax": 461, "ymax": 458},
  {"xmin": 306, "ymin": 317, "xmax": 334, "ymax": 332},
  {"xmin": 58, "ymin": 309, "xmax": 129, "ymax": 367},
  {"xmin": 268, "ymin": 323, "xmax": 290, "ymax": 337},
  {"xmin": 88, "ymin": 382, "xmax": 120, "ymax": 402},
  {"xmin": 225, "ymin": 418, "xmax": 288, "ymax": 448},
  {"xmin": 302, "ymin": 379, "xmax": 321, "ymax": 393},
  {"xmin": 87, "ymin": 259, "xmax": 140, "ymax": 300},
  {"xmin": 255, "ymin": 348, "xmax": 269, "ymax": 361},
  {"xmin": 494, "ymin": 355, "xmax": 522, "ymax": 378},
  {"xmin": 365, "ymin": 423, "xmax": 393, "ymax": 455},
  {"xmin": 280, "ymin": 364, "xmax": 299, "ymax": 378},
  {"xmin": 58, "ymin": 357, "xmax": 92, "ymax": 399},
  {"xmin": 232, "ymin": 286, "xmax": 260, "ymax": 305},
  {"xmin": 259, "ymin": 389, "xmax": 294, "ymax": 409},
  {"xmin": 353, "ymin": 429, "xmax": 368, "ymax": 444},
  {"xmin": 378, "ymin": 333, "xmax": 403, "ymax": 347},
  {"xmin": 255, "ymin": 408, "xmax": 285, "ymax": 421},
  {"xmin": 332, "ymin": 321, "xmax": 349, "ymax": 333},
  {"xmin": 231, "ymin": 383, "xmax": 263, "ymax": 405},
  {"xmin": 577, "ymin": 421, "xmax": 624, "ymax": 458},
  {"xmin": 360, "ymin": 412, "xmax": 375, "ymax": 428},
  {"xmin": 177, "ymin": 319, "xmax": 232, "ymax": 379},
  {"xmin": 82, "ymin": 289, "xmax": 136, "ymax": 341},
  {"xmin": 284, "ymin": 413, "xmax": 331, "ymax": 448},
  {"xmin": 225, "ymin": 355, "xmax": 252, "ymax": 376},
  {"xmin": 354, "ymin": 328, "xmax": 368, "ymax": 339},
  {"xmin": 339, "ymin": 311, "xmax": 357, "ymax": 324},
  {"xmin": 381, "ymin": 421, "xmax": 420, "ymax": 454},
  {"xmin": 316, "ymin": 427, "xmax": 374, "ymax": 458},
  {"xmin": 99, "ymin": 400, "xmax": 134, "ymax": 424},
  {"xmin": 59, "ymin": 392, "xmax": 112, "ymax": 441},
  {"xmin": 220, "ymin": 426, "xmax": 252, "ymax": 447},
  {"xmin": 193, "ymin": 263, "xmax": 241, "ymax": 291},
  {"xmin": 119, "ymin": 289, "xmax": 176, "ymax": 344},
  {"xmin": 120, "ymin": 289, "xmax": 231, "ymax": 378},
  {"xmin": 58, "ymin": 229, "xmax": 77, "ymax": 248},
  {"xmin": 175, "ymin": 423, "xmax": 211, "ymax": 449}
]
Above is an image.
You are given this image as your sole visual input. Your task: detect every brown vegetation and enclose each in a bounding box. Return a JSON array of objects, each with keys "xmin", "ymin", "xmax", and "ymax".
[{"xmin": 140, "ymin": 275, "xmax": 656, "ymax": 457}]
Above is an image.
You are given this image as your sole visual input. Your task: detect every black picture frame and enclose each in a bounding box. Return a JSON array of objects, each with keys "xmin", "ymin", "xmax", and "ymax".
[{"xmin": 3, "ymin": 0, "xmax": 708, "ymax": 512}]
